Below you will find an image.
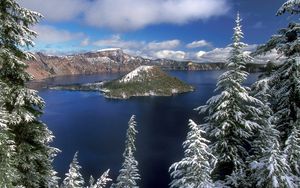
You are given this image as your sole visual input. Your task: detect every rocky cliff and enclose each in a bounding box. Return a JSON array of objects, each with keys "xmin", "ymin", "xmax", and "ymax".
[
  {"xmin": 26, "ymin": 49, "xmax": 150, "ymax": 79},
  {"xmin": 25, "ymin": 49, "xmax": 264, "ymax": 80}
]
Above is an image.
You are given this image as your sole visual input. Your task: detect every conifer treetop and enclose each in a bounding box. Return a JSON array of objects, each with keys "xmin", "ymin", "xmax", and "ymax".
[
  {"xmin": 277, "ymin": 0, "xmax": 300, "ymax": 15},
  {"xmin": 111, "ymin": 115, "xmax": 140, "ymax": 188},
  {"xmin": 124, "ymin": 115, "xmax": 138, "ymax": 157},
  {"xmin": 169, "ymin": 119, "xmax": 215, "ymax": 188},
  {"xmin": 227, "ymin": 13, "xmax": 252, "ymax": 82},
  {"xmin": 232, "ymin": 12, "xmax": 244, "ymax": 48},
  {"xmin": 62, "ymin": 151, "xmax": 85, "ymax": 188},
  {"xmin": 92, "ymin": 169, "xmax": 112, "ymax": 188}
]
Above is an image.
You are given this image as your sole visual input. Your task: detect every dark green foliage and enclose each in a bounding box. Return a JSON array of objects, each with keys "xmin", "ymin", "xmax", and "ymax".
[
  {"xmin": 0, "ymin": 0, "xmax": 58, "ymax": 187},
  {"xmin": 103, "ymin": 76, "xmax": 193, "ymax": 99},
  {"xmin": 102, "ymin": 67, "xmax": 193, "ymax": 99},
  {"xmin": 248, "ymin": 0, "xmax": 300, "ymax": 186}
]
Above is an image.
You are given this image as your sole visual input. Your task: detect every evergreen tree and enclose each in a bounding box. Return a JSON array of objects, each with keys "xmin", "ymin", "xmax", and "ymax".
[
  {"xmin": 277, "ymin": 0, "xmax": 300, "ymax": 15},
  {"xmin": 111, "ymin": 115, "xmax": 140, "ymax": 188},
  {"xmin": 252, "ymin": 1, "xmax": 300, "ymax": 181},
  {"xmin": 196, "ymin": 13, "xmax": 262, "ymax": 186},
  {"xmin": 284, "ymin": 112, "xmax": 300, "ymax": 178},
  {"xmin": 62, "ymin": 152, "xmax": 85, "ymax": 188},
  {"xmin": 0, "ymin": 0, "xmax": 58, "ymax": 187},
  {"xmin": 169, "ymin": 119, "xmax": 215, "ymax": 188},
  {"xmin": 248, "ymin": 69, "xmax": 297, "ymax": 187},
  {"xmin": 92, "ymin": 169, "xmax": 112, "ymax": 188},
  {"xmin": 249, "ymin": 139, "xmax": 296, "ymax": 188},
  {"xmin": 253, "ymin": 0, "xmax": 300, "ymax": 144},
  {"xmin": 89, "ymin": 176, "xmax": 95, "ymax": 188},
  {"xmin": 0, "ymin": 86, "xmax": 17, "ymax": 187}
]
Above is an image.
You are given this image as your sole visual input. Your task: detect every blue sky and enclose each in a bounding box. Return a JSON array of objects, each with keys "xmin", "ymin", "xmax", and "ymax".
[{"xmin": 19, "ymin": 0, "xmax": 292, "ymax": 62}]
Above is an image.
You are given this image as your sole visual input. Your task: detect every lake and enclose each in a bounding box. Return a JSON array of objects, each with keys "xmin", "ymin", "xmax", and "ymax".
[{"xmin": 34, "ymin": 70, "xmax": 259, "ymax": 188}]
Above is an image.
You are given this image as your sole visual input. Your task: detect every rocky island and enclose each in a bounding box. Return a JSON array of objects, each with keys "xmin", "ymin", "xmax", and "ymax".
[{"xmin": 51, "ymin": 66, "xmax": 194, "ymax": 99}]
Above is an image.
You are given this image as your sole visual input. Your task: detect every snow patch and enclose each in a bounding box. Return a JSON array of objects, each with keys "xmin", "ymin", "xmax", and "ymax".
[
  {"xmin": 150, "ymin": 91, "xmax": 156, "ymax": 96},
  {"xmin": 171, "ymin": 89, "xmax": 178, "ymax": 94},
  {"xmin": 119, "ymin": 66, "xmax": 154, "ymax": 83},
  {"xmin": 101, "ymin": 88, "xmax": 110, "ymax": 93},
  {"xmin": 86, "ymin": 57, "xmax": 112, "ymax": 64},
  {"xmin": 97, "ymin": 48, "xmax": 121, "ymax": 52},
  {"xmin": 121, "ymin": 92, "xmax": 127, "ymax": 99}
]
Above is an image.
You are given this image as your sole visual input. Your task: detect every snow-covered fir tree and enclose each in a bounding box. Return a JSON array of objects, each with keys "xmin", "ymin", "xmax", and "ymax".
[
  {"xmin": 0, "ymin": 0, "xmax": 59, "ymax": 187},
  {"xmin": 91, "ymin": 169, "xmax": 112, "ymax": 188},
  {"xmin": 0, "ymin": 85, "xmax": 17, "ymax": 187},
  {"xmin": 62, "ymin": 152, "xmax": 85, "ymax": 188},
  {"xmin": 249, "ymin": 132, "xmax": 297, "ymax": 188},
  {"xmin": 252, "ymin": 2, "xmax": 300, "ymax": 181},
  {"xmin": 196, "ymin": 13, "xmax": 263, "ymax": 186},
  {"xmin": 169, "ymin": 119, "xmax": 215, "ymax": 188},
  {"xmin": 253, "ymin": 0, "xmax": 300, "ymax": 144},
  {"xmin": 277, "ymin": 0, "xmax": 300, "ymax": 15},
  {"xmin": 111, "ymin": 115, "xmax": 140, "ymax": 188},
  {"xmin": 284, "ymin": 111, "xmax": 300, "ymax": 178},
  {"xmin": 248, "ymin": 79, "xmax": 296, "ymax": 187},
  {"xmin": 89, "ymin": 176, "xmax": 95, "ymax": 188}
]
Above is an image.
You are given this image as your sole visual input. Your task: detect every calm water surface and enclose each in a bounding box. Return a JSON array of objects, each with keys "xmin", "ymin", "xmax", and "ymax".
[{"xmin": 35, "ymin": 71, "xmax": 259, "ymax": 188}]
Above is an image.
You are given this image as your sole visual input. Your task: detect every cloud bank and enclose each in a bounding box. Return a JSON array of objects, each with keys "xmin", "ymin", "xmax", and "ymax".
[
  {"xmin": 32, "ymin": 30, "xmax": 281, "ymax": 63},
  {"xmin": 186, "ymin": 40, "xmax": 211, "ymax": 48},
  {"xmin": 19, "ymin": 0, "xmax": 230, "ymax": 31},
  {"xmin": 89, "ymin": 35, "xmax": 184, "ymax": 60},
  {"xmin": 155, "ymin": 50, "xmax": 186, "ymax": 60},
  {"xmin": 194, "ymin": 45, "xmax": 282, "ymax": 63},
  {"xmin": 18, "ymin": 0, "xmax": 87, "ymax": 22},
  {"xmin": 33, "ymin": 25, "xmax": 85, "ymax": 43}
]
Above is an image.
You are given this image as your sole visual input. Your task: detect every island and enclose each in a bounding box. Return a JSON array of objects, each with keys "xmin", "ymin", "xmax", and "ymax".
[{"xmin": 50, "ymin": 66, "xmax": 194, "ymax": 99}]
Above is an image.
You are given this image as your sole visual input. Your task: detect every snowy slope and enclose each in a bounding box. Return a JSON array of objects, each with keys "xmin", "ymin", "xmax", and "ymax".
[
  {"xmin": 97, "ymin": 48, "xmax": 121, "ymax": 52},
  {"xmin": 119, "ymin": 66, "xmax": 154, "ymax": 83}
]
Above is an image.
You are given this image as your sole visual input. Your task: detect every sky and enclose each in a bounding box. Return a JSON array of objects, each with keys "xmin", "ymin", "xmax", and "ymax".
[{"xmin": 18, "ymin": 0, "xmax": 294, "ymax": 62}]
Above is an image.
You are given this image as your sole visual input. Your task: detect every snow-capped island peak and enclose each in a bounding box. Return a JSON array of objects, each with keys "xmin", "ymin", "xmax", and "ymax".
[
  {"xmin": 119, "ymin": 65, "xmax": 154, "ymax": 83},
  {"xmin": 50, "ymin": 65, "xmax": 194, "ymax": 99}
]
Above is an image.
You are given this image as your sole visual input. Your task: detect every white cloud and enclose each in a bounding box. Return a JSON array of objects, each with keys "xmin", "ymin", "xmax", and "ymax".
[
  {"xmin": 18, "ymin": 0, "xmax": 87, "ymax": 22},
  {"xmin": 80, "ymin": 38, "xmax": 90, "ymax": 46},
  {"xmin": 91, "ymin": 35, "xmax": 184, "ymax": 59},
  {"xmin": 147, "ymin": 40, "xmax": 180, "ymax": 50},
  {"xmin": 155, "ymin": 50, "xmax": 186, "ymax": 60},
  {"xmin": 93, "ymin": 35, "xmax": 144, "ymax": 49},
  {"xmin": 19, "ymin": 0, "xmax": 230, "ymax": 31},
  {"xmin": 186, "ymin": 40, "xmax": 211, "ymax": 48},
  {"xmin": 195, "ymin": 44, "xmax": 283, "ymax": 63},
  {"xmin": 196, "ymin": 51, "xmax": 207, "ymax": 58},
  {"xmin": 196, "ymin": 47, "xmax": 231, "ymax": 62},
  {"xmin": 33, "ymin": 25, "xmax": 84, "ymax": 43},
  {"xmin": 86, "ymin": 0, "xmax": 230, "ymax": 30}
]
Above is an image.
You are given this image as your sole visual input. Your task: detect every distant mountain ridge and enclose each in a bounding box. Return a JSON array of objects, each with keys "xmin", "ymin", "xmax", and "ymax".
[{"xmin": 25, "ymin": 49, "xmax": 264, "ymax": 80}]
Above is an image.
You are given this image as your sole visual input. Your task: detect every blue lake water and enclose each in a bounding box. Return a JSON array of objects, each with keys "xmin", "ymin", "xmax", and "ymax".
[{"xmin": 35, "ymin": 71, "xmax": 259, "ymax": 188}]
